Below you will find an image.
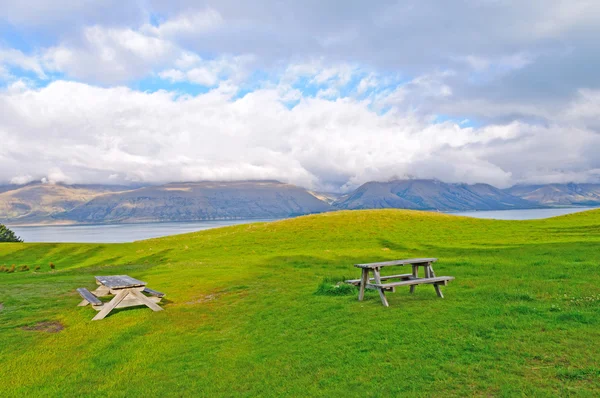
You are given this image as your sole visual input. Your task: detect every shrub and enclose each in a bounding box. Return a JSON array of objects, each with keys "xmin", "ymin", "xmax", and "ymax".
[
  {"xmin": 34, "ymin": 265, "xmax": 41, "ymax": 271},
  {"xmin": 18, "ymin": 265, "xmax": 30, "ymax": 272},
  {"xmin": 0, "ymin": 224, "xmax": 22, "ymax": 242},
  {"xmin": 0, "ymin": 265, "xmax": 6, "ymax": 272},
  {"xmin": 7, "ymin": 264, "xmax": 15, "ymax": 273},
  {"xmin": 315, "ymin": 277, "xmax": 357, "ymax": 296},
  {"xmin": 49, "ymin": 262, "xmax": 56, "ymax": 270}
]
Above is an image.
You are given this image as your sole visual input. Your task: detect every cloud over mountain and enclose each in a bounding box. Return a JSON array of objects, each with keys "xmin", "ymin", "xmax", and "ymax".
[{"xmin": 1, "ymin": 1, "xmax": 600, "ymax": 191}]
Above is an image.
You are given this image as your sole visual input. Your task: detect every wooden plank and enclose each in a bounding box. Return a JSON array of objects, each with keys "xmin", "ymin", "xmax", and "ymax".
[
  {"xmin": 142, "ymin": 287, "xmax": 165, "ymax": 298},
  {"xmin": 346, "ymin": 274, "xmax": 414, "ymax": 285},
  {"xmin": 95, "ymin": 275, "xmax": 146, "ymax": 289},
  {"xmin": 372, "ymin": 268, "xmax": 389, "ymax": 307},
  {"xmin": 369, "ymin": 276, "xmax": 454, "ymax": 289},
  {"xmin": 91, "ymin": 285, "xmax": 111, "ymax": 297},
  {"xmin": 115, "ymin": 296, "xmax": 161, "ymax": 309},
  {"xmin": 92, "ymin": 289, "xmax": 130, "ymax": 321},
  {"xmin": 354, "ymin": 258, "xmax": 438, "ymax": 269},
  {"xmin": 358, "ymin": 269, "xmax": 368, "ymax": 301},
  {"xmin": 78, "ymin": 300, "xmax": 90, "ymax": 307},
  {"xmin": 76, "ymin": 288, "xmax": 103, "ymax": 306},
  {"xmin": 130, "ymin": 289, "xmax": 164, "ymax": 312},
  {"xmin": 410, "ymin": 264, "xmax": 418, "ymax": 294},
  {"xmin": 427, "ymin": 264, "xmax": 444, "ymax": 298}
]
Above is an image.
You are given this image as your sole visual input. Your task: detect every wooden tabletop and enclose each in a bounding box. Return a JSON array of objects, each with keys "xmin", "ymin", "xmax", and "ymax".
[
  {"xmin": 354, "ymin": 258, "xmax": 437, "ymax": 269},
  {"xmin": 95, "ymin": 275, "xmax": 146, "ymax": 289}
]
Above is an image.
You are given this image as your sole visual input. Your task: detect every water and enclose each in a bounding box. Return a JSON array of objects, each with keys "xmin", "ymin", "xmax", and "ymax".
[
  {"xmin": 9, "ymin": 219, "xmax": 277, "ymax": 243},
  {"xmin": 453, "ymin": 207, "xmax": 597, "ymax": 220},
  {"xmin": 8, "ymin": 207, "xmax": 598, "ymax": 243}
]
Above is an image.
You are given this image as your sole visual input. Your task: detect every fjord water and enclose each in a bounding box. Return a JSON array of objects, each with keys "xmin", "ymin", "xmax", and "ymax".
[
  {"xmin": 9, "ymin": 208, "xmax": 597, "ymax": 243},
  {"xmin": 454, "ymin": 207, "xmax": 596, "ymax": 220},
  {"xmin": 9, "ymin": 219, "xmax": 277, "ymax": 243}
]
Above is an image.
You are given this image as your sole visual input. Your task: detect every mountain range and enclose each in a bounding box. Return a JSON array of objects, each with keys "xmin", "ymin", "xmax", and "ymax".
[
  {"xmin": 1, "ymin": 179, "xmax": 599, "ymax": 225},
  {"xmin": 333, "ymin": 180, "xmax": 537, "ymax": 211}
]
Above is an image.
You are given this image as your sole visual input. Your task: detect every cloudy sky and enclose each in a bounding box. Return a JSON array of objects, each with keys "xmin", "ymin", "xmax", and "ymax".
[{"xmin": 1, "ymin": 1, "xmax": 600, "ymax": 192}]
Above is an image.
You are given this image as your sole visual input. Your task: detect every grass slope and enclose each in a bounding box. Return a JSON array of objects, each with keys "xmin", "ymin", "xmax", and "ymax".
[{"xmin": 1, "ymin": 209, "xmax": 600, "ymax": 397}]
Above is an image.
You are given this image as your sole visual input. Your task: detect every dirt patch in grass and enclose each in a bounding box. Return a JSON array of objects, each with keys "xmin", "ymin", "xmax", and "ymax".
[
  {"xmin": 21, "ymin": 321, "xmax": 64, "ymax": 333},
  {"xmin": 185, "ymin": 294, "xmax": 219, "ymax": 304}
]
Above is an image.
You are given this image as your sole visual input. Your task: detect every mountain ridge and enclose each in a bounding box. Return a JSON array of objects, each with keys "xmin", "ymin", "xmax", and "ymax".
[
  {"xmin": 333, "ymin": 179, "xmax": 539, "ymax": 211},
  {"xmin": 2, "ymin": 179, "xmax": 599, "ymax": 226}
]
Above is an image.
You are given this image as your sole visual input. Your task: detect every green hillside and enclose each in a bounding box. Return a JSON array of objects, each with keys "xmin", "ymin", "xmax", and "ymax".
[{"xmin": 1, "ymin": 210, "xmax": 600, "ymax": 396}]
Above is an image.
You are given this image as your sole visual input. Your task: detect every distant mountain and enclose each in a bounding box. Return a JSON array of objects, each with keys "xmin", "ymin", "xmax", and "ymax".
[
  {"xmin": 333, "ymin": 179, "xmax": 538, "ymax": 211},
  {"xmin": 307, "ymin": 191, "xmax": 344, "ymax": 205},
  {"xmin": 55, "ymin": 181, "xmax": 331, "ymax": 224},
  {"xmin": 506, "ymin": 183, "xmax": 600, "ymax": 206},
  {"xmin": 5, "ymin": 178, "xmax": 597, "ymax": 226},
  {"xmin": 0, "ymin": 182, "xmax": 132, "ymax": 225}
]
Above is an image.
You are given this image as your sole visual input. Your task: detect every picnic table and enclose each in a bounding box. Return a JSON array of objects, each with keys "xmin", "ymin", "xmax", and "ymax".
[
  {"xmin": 346, "ymin": 258, "xmax": 454, "ymax": 307},
  {"xmin": 77, "ymin": 275, "xmax": 165, "ymax": 320}
]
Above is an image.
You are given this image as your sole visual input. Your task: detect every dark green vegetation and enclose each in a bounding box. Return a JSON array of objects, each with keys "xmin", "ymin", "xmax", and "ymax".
[
  {"xmin": 1, "ymin": 209, "xmax": 600, "ymax": 396},
  {"xmin": 0, "ymin": 224, "xmax": 22, "ymax": 242}
]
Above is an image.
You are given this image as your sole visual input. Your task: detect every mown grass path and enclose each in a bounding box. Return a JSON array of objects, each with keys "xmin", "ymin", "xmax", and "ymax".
[{"xmin": 1, "ymin": 210, "xmax": 600, "ymax": 396}]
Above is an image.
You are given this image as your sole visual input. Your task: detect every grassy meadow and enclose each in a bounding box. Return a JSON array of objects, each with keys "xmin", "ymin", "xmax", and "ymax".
[{"xmin": 1, "ymin": 209, "xmax": 600, "ymax": 396}]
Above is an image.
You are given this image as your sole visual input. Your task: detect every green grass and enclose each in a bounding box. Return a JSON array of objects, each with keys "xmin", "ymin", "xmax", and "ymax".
[{"xmin": 1, "ymin": 209, "xmax": 600, "ymax": 397}]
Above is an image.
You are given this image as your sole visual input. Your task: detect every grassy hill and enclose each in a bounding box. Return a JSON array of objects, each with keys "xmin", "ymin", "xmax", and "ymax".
[{"xmin": 1, "ymin": 210, "xmax": 600, "ymax": 396}]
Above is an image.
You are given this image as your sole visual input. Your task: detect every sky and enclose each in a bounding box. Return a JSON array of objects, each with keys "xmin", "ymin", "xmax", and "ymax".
[{"xmin": 1, "ymin": 0, "xmax": 600, "ymax": 192}]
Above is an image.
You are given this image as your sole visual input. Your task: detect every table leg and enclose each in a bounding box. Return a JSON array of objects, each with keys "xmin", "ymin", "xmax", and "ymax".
[
  {"xmin": 372, "ymin": 267, "xmax": 389, "ymax": 307},
  {"xmin": 92, "ymin": 289, "xmax": 129, "ymax": 321},
  {"xmin": 428, "ymin": 263, "xmax": 444, "ymax": 298},
  {"xmin": 409, "ymin": 264, "xmax": 418, "ymax": 294},
  {"xmin": 358, "ymin": 268, "xmax": 368, "ymax": 301},
  {"xmin": 91, "ymin": 285, "xmax": 111, "ymax": 297},
  {"xmin": 130, "ymin": 289, "xmax": 164, "ymax": 312}
]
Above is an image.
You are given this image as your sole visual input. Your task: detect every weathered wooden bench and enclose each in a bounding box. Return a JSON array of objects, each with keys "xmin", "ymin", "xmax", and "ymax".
[
  {"xmin": 347, "ymin": 258, "xmax": 455, "ymax": 307},
  {"xmin": 142, "ymin": 287, "xmax": 165, "ymax": 298},
  {"xmin": 76, "ymin": 275, "xmax": 165, "ymax": 320},
  {"xmin": 77, "ymin": 287, "xmax": 103, "ymax": 307}
]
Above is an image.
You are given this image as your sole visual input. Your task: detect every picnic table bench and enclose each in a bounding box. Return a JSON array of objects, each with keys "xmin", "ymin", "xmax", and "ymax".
[
  {"xmin": 346, "ymin": 258, "xmax": 454, "ymax": 307},
  {"xmin": 77, "ymin": 275, "xmax": 165, "ymax": 320}
]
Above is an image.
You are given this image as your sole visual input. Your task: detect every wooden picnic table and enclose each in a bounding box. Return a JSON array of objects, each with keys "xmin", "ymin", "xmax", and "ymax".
[
  {"xmin": 346, "ymin": 258, "xmax": 454, "ymax": 307},
  {"xmin": 77, "ymin": 275, "xmax": 165, "ymax": 320}
]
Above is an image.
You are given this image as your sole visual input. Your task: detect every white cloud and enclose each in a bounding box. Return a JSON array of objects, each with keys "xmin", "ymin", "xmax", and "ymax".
[
  {"xmin": 0, "ymin": 48, "xmax": 46, "ymax": 80},
  {"xmin": 10, "ymin": 174, "xmax": 34, "ymax": 185},
  {"xmin": 142, "ymin": 9, "xmax": 223, "ymax": 38},
  {"xmin": 42, "ymin": 26, "xmax": 177, "ymax": 83},
  {"xmin": 2, "ymin": 78, "xmax": 600, "ymax": 191},
  {"xmin": 158, "ymin": 54, "xmax": 254, "ymax": 86},
  {"xmin": 1, "ymin": 0, "xmax": 600, "ymax": 190}
]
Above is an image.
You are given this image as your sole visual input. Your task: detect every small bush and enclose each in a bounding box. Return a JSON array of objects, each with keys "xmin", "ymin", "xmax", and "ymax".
[
  {"xmin": 0, "ymin": 265, "xmax": 6, "ymax": 272},
  {"xmin": 7, "ymin": 264, "xmax": 15, "ymax": 273},
  {"xmin": 49, "ymin": 262, "xmax": 55, "ymax": 270},
  {"xmin": 34, "ymin": 265, "xmax": 41, "ymax": 271},
  {"xmin": 18, "ymin": 265, "xmax": 29, "ymax": 272},
  {"xmin": 315, "ymin": 277, "xmax": 357, "ymax": 296}
]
